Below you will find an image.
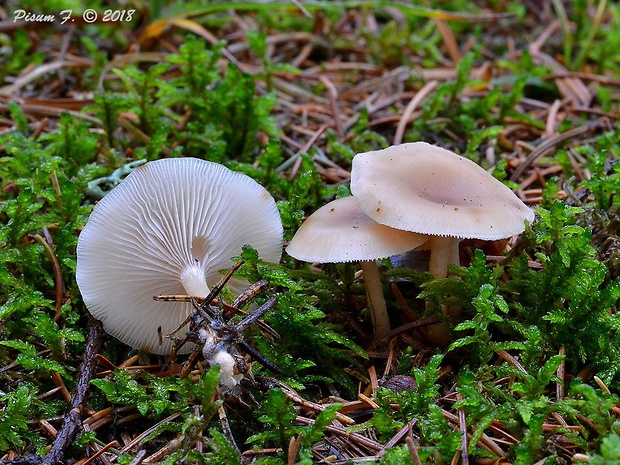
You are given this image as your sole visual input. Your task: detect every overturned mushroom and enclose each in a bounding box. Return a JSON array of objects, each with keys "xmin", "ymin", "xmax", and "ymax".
[
  {"xmin": 351, "ymin": 142, "xmax": 535, "ymax": 278},
  {"xmin": 286, "ymin": 196, "xmax": 428, "ymax": 339},
  {"xmin": 76, "ymin": 158, "xmax": 283, "ymax": 355}
]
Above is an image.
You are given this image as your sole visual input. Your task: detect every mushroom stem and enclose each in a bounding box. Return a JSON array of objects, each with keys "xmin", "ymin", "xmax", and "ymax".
[
  {"xmin": 180, "ymin": 265, "xmax": 210, "ymax": 297},
  {"xmin": 428, "ymin": 236, "xmax": 461, "ymax": 279},
  {"xmin": 360, "ymin": 260, "xmax": 391, "ymax": 340},
  {"xmin": 426, "ymin": 236, "xmax": 461, "ymax": 346}
]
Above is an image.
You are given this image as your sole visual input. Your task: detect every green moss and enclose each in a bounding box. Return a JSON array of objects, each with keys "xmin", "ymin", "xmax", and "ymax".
[{"xmin": 1, "ymin": 1, "xmax": 620, "ymax": 461}]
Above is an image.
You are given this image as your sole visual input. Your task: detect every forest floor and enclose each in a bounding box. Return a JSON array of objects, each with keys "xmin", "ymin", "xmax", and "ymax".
[{"xmin": 1, "ymin": 1, "xmax": 620, "ymax": 464}]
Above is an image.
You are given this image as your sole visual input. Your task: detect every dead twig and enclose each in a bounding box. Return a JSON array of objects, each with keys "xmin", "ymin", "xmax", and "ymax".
[
  {"xmin": 44, "ymin": 317, "xmax": 104, "ymax": 465},
  {"xmin": 258, "ymin": 377, "xmax": 355, "ymax": 425},
  {"xmin": 377, "ymin": 418, "xmax": 418, "ymax": 457},
  {"xmin": 295, "ymin": 416, "xmax": 383, "ymax": 453},
  {"xmin": 0, "ymin": 319, "xmax": 103, "ymax": 465}
]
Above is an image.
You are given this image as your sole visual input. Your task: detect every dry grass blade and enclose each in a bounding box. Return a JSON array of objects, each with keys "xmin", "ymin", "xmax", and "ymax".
[
  {"xmin": 0, "ymin": 61, "xmax": 79, "ymax": 96},
  {"xmin": 394, "ymin": 80, "xmax": 438, "ymax": 144},
  {"xmin": 433, "ymin": 18, "xmax": 461, "ymax": 64},
  {"xmin": 182, "ymin": 1, "xmax": 516, "ymax": 22},
  {"xmin": 509, "ymin": 126, "xmax": 592, "ymax": 181},
  {"xmin": 442, "ymin": 410, "xmax": 507, "ymax": 459},
  {"xmin": 377, "ymin": 418, "xmax": 418, "ymax": 456},
  {"xmin": 296, "ymin": 416, "xmax": 383, "ymax": 453},
  {"xmin": 31, "ymin": 233, "xmax": 65, "ymax": 321},
  {"xmin": 265, "ymin": 378, "xmax": 356, "ymax": 425},
  {"xmin": 457, "ymin": 395, "xmax": 470, "ymax": 465}
]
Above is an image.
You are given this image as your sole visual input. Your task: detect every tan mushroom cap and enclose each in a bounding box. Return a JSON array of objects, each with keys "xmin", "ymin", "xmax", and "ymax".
[
  {"xmin": 351, "ymin": 142, "xmax": 535, "ymax": 240},
  {"xmin": 286, "ymin": 196, "xmax": 428, "ymax": 263},
  {"xmin": 287, "ymin": 196, "xmax": 428, "ymax": 340}
]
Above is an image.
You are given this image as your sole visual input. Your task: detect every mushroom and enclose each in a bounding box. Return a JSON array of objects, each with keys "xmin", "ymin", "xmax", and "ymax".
[
  {"xmin": 351, "ymin": 142, "xmax": 535, "ymax": 279},
  {"xmin": 286, "ymin": 196, "xmax": 428, "ymax": 339},
  {"xmin": 76, "ymin": 158, "xmax": 283, "ymax": 355}
]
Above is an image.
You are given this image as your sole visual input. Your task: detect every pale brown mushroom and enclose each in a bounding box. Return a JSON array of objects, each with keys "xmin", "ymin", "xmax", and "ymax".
[
  {"xmin": 286, "ymin": 196, "xmax": 428, "ymax": 339},
  {"xmin": 351, "ymin": 142, "xmax": 535, "ymax": 278}
]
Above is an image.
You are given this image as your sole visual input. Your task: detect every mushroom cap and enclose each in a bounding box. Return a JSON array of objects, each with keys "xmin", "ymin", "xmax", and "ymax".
[
  {"xmin": 351, "ymin": 142, "xmax": 535, "ymax": 240},
  {"xmin": 286, "ymin": 196, "xmax": 428, "ymax": 263},
  {"xmin": 76, "ymin": 158, "xmax": 283, "ymax": 355}
]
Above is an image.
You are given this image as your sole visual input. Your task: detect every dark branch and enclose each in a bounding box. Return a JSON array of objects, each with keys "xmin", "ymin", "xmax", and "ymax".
[
  {"xmin": 0, "ymin": 317, "xmax": 104, "ymax": 465},
  {"xmin": 44, "ymin": 317, "xmax": 104, "ymax": 464}
]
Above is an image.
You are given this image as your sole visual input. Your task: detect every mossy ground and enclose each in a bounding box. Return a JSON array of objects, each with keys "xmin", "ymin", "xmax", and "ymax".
[{"xmin": 1, "ymin": 1, "xmax": 620, "ymax": 464}]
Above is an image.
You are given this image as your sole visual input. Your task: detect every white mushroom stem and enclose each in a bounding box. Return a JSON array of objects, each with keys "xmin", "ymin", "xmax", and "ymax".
[
  {"xmin": 179, "ymin": 266, "xmax": 222, "ymax": 365},
  {"xmin": 427, "ymin": 236, "xmax": 461, "ymax": 345},
  {"xmin": 180, "ymin": 265, "xmax": 211, "ymax": 297},
  {"xmin": 428, "ymin": 236, "xmax": 461, "ymax": 279},
  {"xmin": 360, "ymin": 260, "xmax": 391, "ymax": 340}
]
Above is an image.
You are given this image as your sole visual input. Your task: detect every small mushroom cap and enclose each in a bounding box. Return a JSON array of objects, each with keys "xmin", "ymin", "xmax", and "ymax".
[
  {"xmin": 351, "ymin": 142, "xmax": 535, "ymax": 240},
  {"xmin": 77, "ymin": 158, "xmax": 283, "ymax": 355},
  {"xmin": 286, "ymin": 196, "xmax": 428, "ymax": 263}
]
